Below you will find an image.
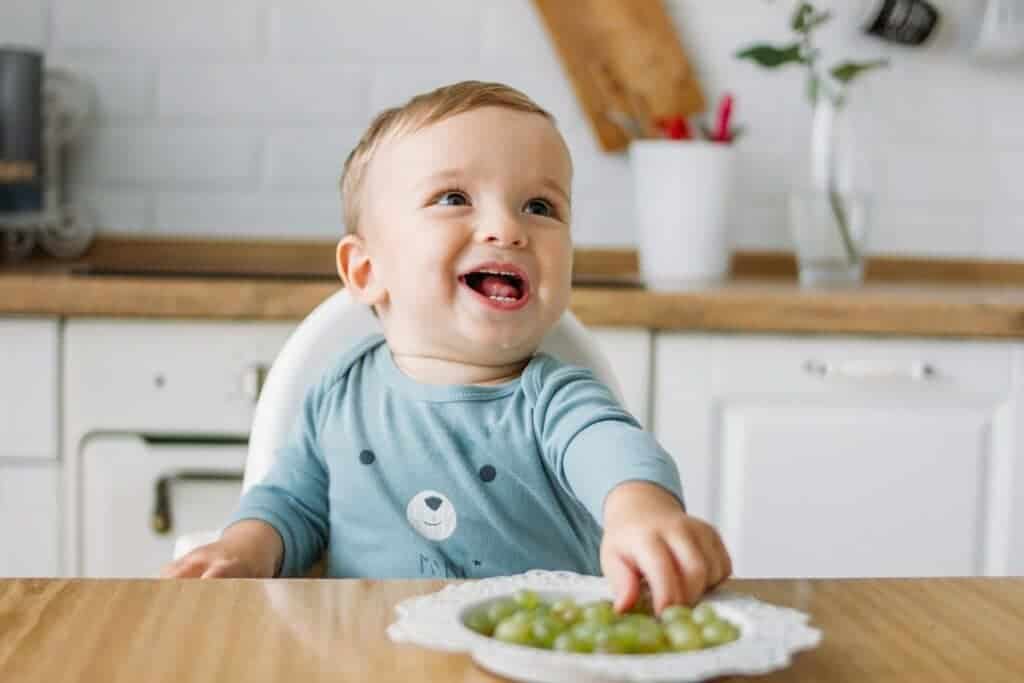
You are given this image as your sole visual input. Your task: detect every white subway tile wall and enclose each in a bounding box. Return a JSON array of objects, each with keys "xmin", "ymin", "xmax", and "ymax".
[{"xmin": 3, "ymin": 0, "xmax": 1015, "ymax": 255}]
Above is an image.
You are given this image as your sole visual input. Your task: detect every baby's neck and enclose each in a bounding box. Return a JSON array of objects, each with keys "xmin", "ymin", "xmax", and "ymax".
[{"xmin": 390, "ymin": 351, "xmax": 530, "ymax": 386}]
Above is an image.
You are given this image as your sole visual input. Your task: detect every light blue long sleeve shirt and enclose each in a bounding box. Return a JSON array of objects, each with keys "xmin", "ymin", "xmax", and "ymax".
[{"xmin": 228, "ymin": 334, "xmax": 684, "ymax": 579}]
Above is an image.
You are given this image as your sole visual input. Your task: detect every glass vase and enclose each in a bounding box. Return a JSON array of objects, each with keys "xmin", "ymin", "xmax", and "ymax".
[{"xmin": 788, "ymin": 95, "xmax": 873, "ymax": 288}]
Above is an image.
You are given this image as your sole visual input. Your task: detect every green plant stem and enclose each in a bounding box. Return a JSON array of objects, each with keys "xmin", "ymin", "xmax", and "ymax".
[{"xmin": 827, "ymin": 184, "xmax": 858, "ymax": 265}]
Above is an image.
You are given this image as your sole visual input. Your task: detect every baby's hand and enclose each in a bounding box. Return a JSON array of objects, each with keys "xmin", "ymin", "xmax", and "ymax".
[
  {"xmin": 160, "ymin": 540, "xmax": 258, "ymax": 578},
  {"xmin": 159, "ymin": 520, "xmax": 282, "ymax": 579},
  {"xmin": 600, "ymin": 481, "xmax": 732, "ymax": 613}
]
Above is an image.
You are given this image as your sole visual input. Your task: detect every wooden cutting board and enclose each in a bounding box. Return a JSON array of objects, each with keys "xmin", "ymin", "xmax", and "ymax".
[{"xmin": 532, "ymin": 0, "xmax": 705, "ymax": 152}]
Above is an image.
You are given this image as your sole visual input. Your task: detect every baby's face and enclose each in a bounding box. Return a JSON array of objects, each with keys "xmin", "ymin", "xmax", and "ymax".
[{"xmin": 357, "ymin": 107, "xmax": 573, "ymax": 368}]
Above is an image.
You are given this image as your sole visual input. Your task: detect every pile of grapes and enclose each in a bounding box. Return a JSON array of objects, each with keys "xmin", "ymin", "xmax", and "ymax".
[{"xmin": 463, "ymin": 590, "xmax": 740, "ymax": 654}]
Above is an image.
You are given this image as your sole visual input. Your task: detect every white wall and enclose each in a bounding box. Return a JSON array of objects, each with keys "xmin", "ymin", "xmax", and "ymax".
[{"xmin": 2, "ymin": 0, "xmax": 1021, "ymax": 257}]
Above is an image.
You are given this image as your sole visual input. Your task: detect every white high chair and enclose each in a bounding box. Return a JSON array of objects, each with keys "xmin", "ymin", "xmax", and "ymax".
[{"xmin": 172, "ymin": 288, "xmax": 622, "ymax": 559}]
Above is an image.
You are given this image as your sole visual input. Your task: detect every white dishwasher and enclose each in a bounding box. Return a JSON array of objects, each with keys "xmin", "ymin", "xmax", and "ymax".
[{"xmin": 64, "ymin": 319, "xmax": 295, "ymax": 577}]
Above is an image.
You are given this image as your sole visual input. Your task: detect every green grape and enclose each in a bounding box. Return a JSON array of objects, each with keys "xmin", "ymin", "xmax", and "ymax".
[
  {"xmin": 530, "ymin": 603, "xmax": 551, "ymax": 617},
  {"xmin": 551, "ymin": 597, "xmax": 576, "ymax": 612},
  {"xmin": 611, "ymin": 621, "xmax": 639, "ymax": 653},
  {"xmin": 633, "ymin": 620, "xmax": 668, "ymax": 654},
  {"xmin": 660, "ymin": 605, "xmax": 693, "ymax": 624},
  {"xmin": 592, "ymin": 625, "xmax": 627, "ymax": 654},
  {"xmin": 531, "ymin": 615, "xmax": 566, "ymax": 649},
  {"xmin": 701, "ymin": 620, "xmax": 739, "ymax": 647},
  {"xmin": 571, "ymin": 621, "xmax": 601, "ymax": 649},
  {"xmin": 581, "ymin": 600, "xmax": 616, "ymax": 625},
  {"xmin": 513, "ymin": 589, "xmax": 540, "ymax": 610},
  {"xmin": 665, "ymin": 621, "xmax": 704, "ymax": 652},
  {"xmin": 622, "ymin": 614, "xmax": 658, "ymax": 630},
  {"xmin": 551, "ymin": 598, "xmax": 581, "ymax": 625},
  {"xmin": 691, "ymin": 604, "xmax": 719, "ymax": 625},
  {"xmin": 464, "ymin": 608, "xmax": 494, "ymax": 636},
  {"xmin": 494, "ymin": 617, "xmax": 534, "ymax": 646},
  {"xmin": 487, "ymin": 599, "xmax": 519, "ymax": 625},
  {"xmin": 505, "ymin": 609, "xmax": 534, "ymax": 626},
  {"xmin": 553, "ymin": 631, "xmax": 592, "ymax": 654}
]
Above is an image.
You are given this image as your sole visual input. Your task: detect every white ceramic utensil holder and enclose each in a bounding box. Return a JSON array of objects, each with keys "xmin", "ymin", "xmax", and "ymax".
[{"xmin": 630, "ymin": 140, "xmax": 736, "ymax": 289}]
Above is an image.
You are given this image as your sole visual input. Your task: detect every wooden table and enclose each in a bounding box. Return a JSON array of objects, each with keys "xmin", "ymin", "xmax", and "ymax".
[{"xmin": 1, "ymin": 578, "xmax": 1022, "ymax": 682}]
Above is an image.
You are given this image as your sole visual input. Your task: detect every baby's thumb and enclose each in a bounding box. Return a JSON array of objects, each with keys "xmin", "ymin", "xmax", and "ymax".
[{"xmin": 602, "ymin": 550, "xmax": 640, "ymax": 613}]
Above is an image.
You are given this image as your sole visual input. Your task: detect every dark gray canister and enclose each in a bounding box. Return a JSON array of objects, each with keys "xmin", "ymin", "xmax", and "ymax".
[{"xmin": 0, "ymin": 47, "xmax": 44, "ymax": 213}]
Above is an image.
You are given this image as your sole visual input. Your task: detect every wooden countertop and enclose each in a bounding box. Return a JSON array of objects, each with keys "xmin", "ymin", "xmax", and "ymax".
[
  {"xmin": 4, "ymin": 236, "xmax": 1024, "ymax": 338},
  {"xmin": 2, "ymin": 577, "xmax": 1022, "ymax": 682}
]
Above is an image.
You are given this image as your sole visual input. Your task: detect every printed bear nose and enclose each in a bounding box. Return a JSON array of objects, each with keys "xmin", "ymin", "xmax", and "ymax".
[{"xmin": 425, "ymin": 496, "xmax": 443, "ymax": 511}]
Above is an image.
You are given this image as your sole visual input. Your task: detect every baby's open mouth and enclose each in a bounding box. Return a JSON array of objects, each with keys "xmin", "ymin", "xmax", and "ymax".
[
  {"xmin": 458, "ymin": 263, "xmax": 530, "ymax": 310},
  {"xmin": 461, "ymin": 271, "xmax": 524, "ymax": 302}
]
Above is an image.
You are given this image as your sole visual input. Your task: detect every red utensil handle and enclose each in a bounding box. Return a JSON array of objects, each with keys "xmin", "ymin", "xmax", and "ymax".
[{"xmin": 715, "ymin": 93, "xmax": 734, "ymax": 143}]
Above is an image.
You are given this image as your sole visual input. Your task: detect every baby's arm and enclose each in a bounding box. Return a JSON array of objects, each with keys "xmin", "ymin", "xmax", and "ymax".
[{"xmin": 533, "ymin": 360, "xmax": 731, "ymax": 612}]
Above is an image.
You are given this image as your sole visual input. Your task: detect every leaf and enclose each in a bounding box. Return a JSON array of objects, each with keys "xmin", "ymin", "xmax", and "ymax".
[
  {"xmin": 735, "ymin": 43, "xmax": 805, "ymax": 68},
  {"xmin": 792, "ymin": 3, "xmax": 832, "ymax": 33},
  {"xmin": 830, "ymin": 59, "xmax": 890, "ymax": 84},
  {"xmin": 791, "ymin": 3, "xmax": 814, "ymax": 32}
]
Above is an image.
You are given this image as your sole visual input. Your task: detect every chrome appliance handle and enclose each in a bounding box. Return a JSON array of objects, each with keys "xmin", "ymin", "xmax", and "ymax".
[
  {"xmin": 151, "ymin": 470, "xmax": 244, "ymax": 535},
  {"xmin": 803, "ymin": 359, "xmax": 938, "ymax": 382}
]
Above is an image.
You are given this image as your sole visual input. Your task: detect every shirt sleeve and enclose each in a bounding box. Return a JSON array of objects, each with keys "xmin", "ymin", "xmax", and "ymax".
[
  {"xmin": 225, "ymin": 376, "xmax": 331, "ymax": 577},
  {"xmin": 531, "ymin": 358, "xmax": 685, "ymax": 525}
]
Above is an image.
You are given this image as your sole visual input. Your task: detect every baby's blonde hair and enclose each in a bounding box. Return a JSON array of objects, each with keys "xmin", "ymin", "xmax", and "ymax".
[{"xmin": 340, "ymin": 80, "xmax": 556, "ymax": 235}]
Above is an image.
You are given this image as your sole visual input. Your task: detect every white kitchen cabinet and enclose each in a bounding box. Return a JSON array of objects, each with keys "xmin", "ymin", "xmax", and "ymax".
[
  {"xmin": 0, "ymin": 461, "xmax": 60, "ymax": 576},
  {"xmin": 590, "ymin": 327, "xmax": 651, "ymax": 427},
  {"xmin": 0, "ymin": 317, "xmax": 59, "ymax": 459},
  {"xmin": 654, "ymin": 334, "xmax": 1024, "ymax": 578}
]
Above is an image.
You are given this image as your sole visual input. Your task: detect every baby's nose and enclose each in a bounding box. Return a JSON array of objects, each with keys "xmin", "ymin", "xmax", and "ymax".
[
  {"xmin": 425, "ymin": 496, "xmax": 443, "ymax": 511},
  {"xmin": 476, "ymin": 215, "xmax": 528, "ymax": 248}
]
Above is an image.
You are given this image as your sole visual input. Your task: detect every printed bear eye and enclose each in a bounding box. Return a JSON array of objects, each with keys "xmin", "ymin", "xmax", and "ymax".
[
  {"xmin": 359, "ymin": 449, "xmax": 376, "ymax": 465},
  {"xmin": 479, "ymin": 465, "xmax": 496, "ymax": 482}
]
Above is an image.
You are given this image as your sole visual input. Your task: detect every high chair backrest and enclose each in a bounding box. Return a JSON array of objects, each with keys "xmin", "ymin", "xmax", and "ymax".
[{"xmin": 242, "ymin": 288, "xmax": 622, "ymax": 492}]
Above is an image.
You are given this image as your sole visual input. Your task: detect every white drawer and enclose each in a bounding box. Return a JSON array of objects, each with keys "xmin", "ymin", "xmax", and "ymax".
[
  {"xmin": 65, "ymin": 319, "xmax": 295, "ymax": 436},
  {"xmin": 0, "ymin": 317, "xmax": 59, "ymax": 458},
  {"xmin": 705, "ymin": 335, "xmax": 1015, "ymax": 398}
]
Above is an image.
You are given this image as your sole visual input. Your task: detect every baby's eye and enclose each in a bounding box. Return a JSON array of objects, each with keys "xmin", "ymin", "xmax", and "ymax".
[
  {"xmin": 523, "ymin": 198, "xmax": 555, "ymax": 217},
  {"xmin": 435, "ymin": 190, "xmax": 469, "ymax": 207}
]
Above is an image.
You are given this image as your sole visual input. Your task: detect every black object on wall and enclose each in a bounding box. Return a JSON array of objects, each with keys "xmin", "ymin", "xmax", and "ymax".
[
  {"xmin": 0, "ymin": 47, "xmax": 43, "ymax": 213},
  {"xmin": 864, "ymin": 0, "xmax": 942, "ymax": 46}
]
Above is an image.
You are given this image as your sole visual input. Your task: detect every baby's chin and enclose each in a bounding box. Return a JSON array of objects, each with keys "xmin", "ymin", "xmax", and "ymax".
[{"xmin": 459, "ymin": 326, "xmax": 543, "ymax": 362}]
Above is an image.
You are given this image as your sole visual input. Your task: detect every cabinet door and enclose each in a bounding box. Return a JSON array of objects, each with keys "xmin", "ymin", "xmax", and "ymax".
[
  {"xmin": 654, "ymin": 334, "xmax": 1022, "ymax": 578},
  {"xmin": 0, "ymin": 318, "xmax": 58, "ymax": 458},
  {"xmin": 0, "ymin": 462, "xmax": 60, "ymax": 576},
  {"xmin": 81, "ymin": 434, "xmax": 246, "ymax": 578},
  {"xmin": 590, "ymin": 327, "xmax": 651, "ymax": 427}
]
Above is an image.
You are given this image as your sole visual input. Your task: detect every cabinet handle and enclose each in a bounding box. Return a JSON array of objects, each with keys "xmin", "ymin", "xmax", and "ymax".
[
  {"xmin": 241, "ymin": 363, "xmax": 270, "ymax": 404},
  {"xmin": 151, "ymin": 470, "xmax": 244, "ymax": 535},
  {"xmin": 803, "ymin": 359, "xmax": 937, "ymax": 382}
]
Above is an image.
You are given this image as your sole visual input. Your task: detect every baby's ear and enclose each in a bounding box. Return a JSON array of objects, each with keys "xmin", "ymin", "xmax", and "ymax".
[{"xmin": 336, "ymin": 234, "xmax": 387, "ymax": 307}]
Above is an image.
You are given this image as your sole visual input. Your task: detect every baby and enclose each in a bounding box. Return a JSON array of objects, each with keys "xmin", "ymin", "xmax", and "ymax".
[{"xmin": 163, "ymin": 81, "xmax": 732, "ymax": 613}]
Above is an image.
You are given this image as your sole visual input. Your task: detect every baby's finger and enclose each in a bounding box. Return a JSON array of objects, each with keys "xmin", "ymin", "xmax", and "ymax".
[
  {"xmin": 665, "ymin": 534, "xmax": 708, "ymax": 606},
  {"xmin": 602, "ymin": 548, "xmax": 640, "ymax": 613},
  {"xmin": 200, "ymin": 559, "xmax": 241, "ymax": 578},
  {"xmin": 713, "ymin": 530, "xmax": 734, "ymax": 584},
  {"xmin": 161, "ymin": 555, "xmax": 207, "ymax": 579},
  {"xmin": 633, "ymin": 537, "xmax": 683, "ymax": 613},
  {"xmin": 705, "ymin": 528, "xmax": 732, "ymax": 587}
]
